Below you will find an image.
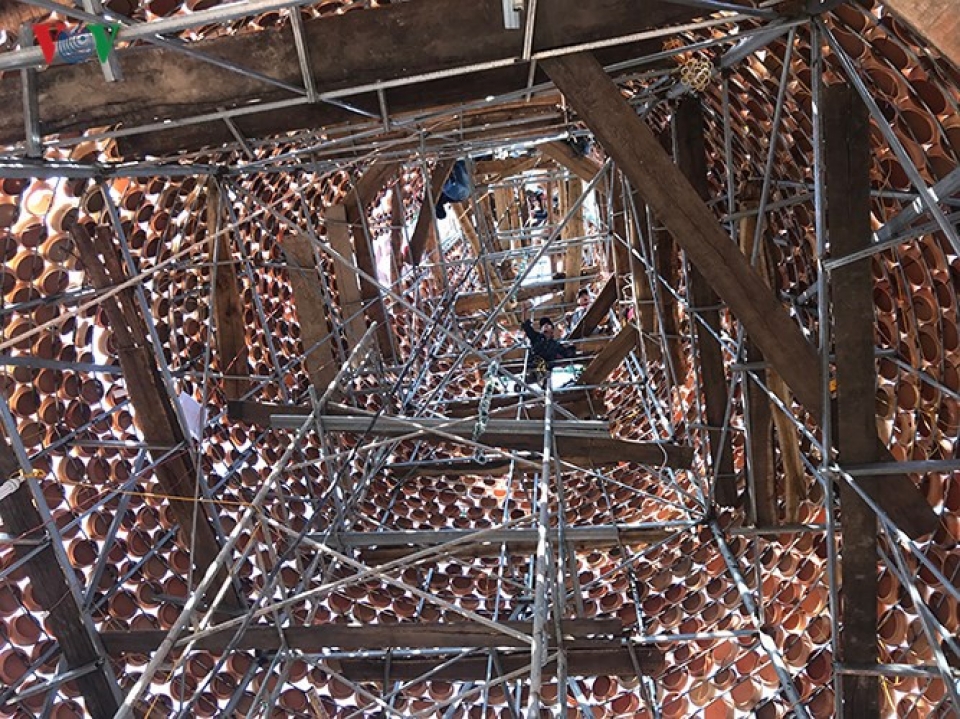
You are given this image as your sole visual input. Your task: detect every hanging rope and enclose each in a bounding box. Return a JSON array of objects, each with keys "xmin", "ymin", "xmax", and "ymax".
[{"xmin": 472, "ymin": 361, "xmax": 500, "ymax": 462}]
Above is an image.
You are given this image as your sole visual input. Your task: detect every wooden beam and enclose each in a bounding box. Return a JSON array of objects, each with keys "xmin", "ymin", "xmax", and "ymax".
[
  {"xmin": 826, "ymin": 83, "xmax": 880, "ymax": 717},
  {"xmin": 673, "ymin": 97, "xmax": 735, "ymax": 506},
  {"xmin": 881, "ymin": 0, "xmax": 960, "ymax": 70},
  {"xmin": 325, "ymin": 204, "xmax": 367, "ymax": 349},
  {"xmin": 492, "ymin": 185, "xmax": 520, "ymax": 248},
  {"xmin": 455, "ymin": 273, "xmax": 598, "ymax": 314},
  {"xmin": 68, "ymin": 221, "xmax": 242, "ymax": 609},
  {"xmin": 577, "ymin": 324, "xmax": 638, "ymax": 387},
  {"xmin": 737, "ymin": 186, "xmax": 777, "ymax": 526},
  {"xmin": 0, "ymin": 442, "xmax": 121, "ymax": 719},
  {"xmin": 0, "ymin": 0, "xmax": 695, "ymax": 157},
  {"xmin": 541, "ymin": 53, "xmax": 823, "ymax": 412},
  {"xmin": 102, "ymin": 619, "xmax": 622, "ymax": 654},
  {"xmin": 207, "ymin": 182, "xmax": 250, "ymax": 402},
  {"xmin": 345, "ymin": 526, "xmax": 674, "ymax": 561},
  {"xmin": 409, "ymin": 159, "xmax": 456, "ymax": 267},
  {"xmin": 474, "ymin": 156, "xmax": 541, "ymax": 179},
  {"xmin": 341, "ymin": 161, "xmax": 400, "ymax": 362},
  {"xmin": 444, "ymin": 388, "xmax": 593, "ymax": 419},
  {"xmin": 627, "ymin": 195, "xmax": 662, "ymax": 361},
  {"xmin": 271, "ymin": 413, "xmax": 693, "ymax": 468},
  {"xmin": 279, "ymin": 231, "xmax": 338, "ymax": 391},
  {"xmin": 562, "ymin": 179, "xmax": 585, "ymax": 303},
  {"xmin": 653, "ymin": 128, "xmax": 686, "ymax": 382},
  {"xmin": 342, "ymin": 161, "xmax": 401, "ymax": 219},
  {"xmin": 340, "ymin": 647, "xmax": 662, "ymax": 681},
  {"xmin": 609, "ymin": 172, "xmax": 632, "ymax": 292},
  {"xmin": 453, "ymin": 200, "xmax": 522, "ymax": 326},
  {"xmin": 541, "ymin": 142, "xmax": 603, "ymax": 182},
  {"xmin": 569, "ymin": 275, "xmax": 616, "ymax": 339}
]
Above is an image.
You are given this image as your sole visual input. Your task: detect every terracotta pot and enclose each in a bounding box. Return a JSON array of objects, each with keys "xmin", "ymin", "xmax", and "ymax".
[
  {"xmin": 10, "ymin": 614, "xmax": 42, "ymax": 645},
  {"xmin": 23, "ymin": 181, "xmax": 54, "ymax": 217},
  {"xmin": 0, "ymin": 648, "xmax": 29, "ymax": 685}
]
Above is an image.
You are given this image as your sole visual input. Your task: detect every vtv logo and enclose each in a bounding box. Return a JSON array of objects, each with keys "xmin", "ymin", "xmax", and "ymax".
[{"xmin": 33, "ymin": 22, "xmax": 120, "ymax": 65}]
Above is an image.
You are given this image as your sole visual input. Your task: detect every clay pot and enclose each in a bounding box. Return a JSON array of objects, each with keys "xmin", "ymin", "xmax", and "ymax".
[
  {"xmin": 0, "ymin": 648, "xmax": 29, "ymax": 685},
  {"xmin": 23, "ymin": 181, "xmax": 54, "ymax": 217}
]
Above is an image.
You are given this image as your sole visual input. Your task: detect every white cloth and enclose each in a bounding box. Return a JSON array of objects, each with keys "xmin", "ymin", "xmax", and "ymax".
[{"xmin": 178, "ymin": 392, "xmax": 205, "ymax": 441}]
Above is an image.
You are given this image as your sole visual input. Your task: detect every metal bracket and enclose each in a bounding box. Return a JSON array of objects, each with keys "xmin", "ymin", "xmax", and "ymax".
[{"xmin": 502, "ymin": 0, "xmax": 521, "ymax": 30}]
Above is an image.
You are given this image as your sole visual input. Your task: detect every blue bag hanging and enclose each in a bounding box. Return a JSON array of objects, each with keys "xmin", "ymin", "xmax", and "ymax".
[{"xmin": 442, "ymin": 160, "xmax": 472, "ymax": 202}]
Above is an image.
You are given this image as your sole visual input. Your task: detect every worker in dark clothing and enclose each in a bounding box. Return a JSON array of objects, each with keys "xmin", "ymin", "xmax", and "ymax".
[{"xmin": 520, "ymin": 317, "xmax": 576, "ymax": 388}]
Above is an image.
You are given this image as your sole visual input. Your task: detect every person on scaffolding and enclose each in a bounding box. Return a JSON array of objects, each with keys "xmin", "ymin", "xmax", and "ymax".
[{"xmin": 520, "ymin": 316, "xmax": 577, "ymax": 388}]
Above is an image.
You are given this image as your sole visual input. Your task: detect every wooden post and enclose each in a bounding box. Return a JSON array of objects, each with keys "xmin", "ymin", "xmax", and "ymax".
[
  {"xmin": 68, "ymin": 221, "xmax": 243, "ymax": 609},
  {"xmin": 207, "ymin": 181, "xmax": 250, "ymax": 401},
  {"xmin": 325, "ymin": 203, "xmax": 367, "ymax": 349},
  {"xmin": 342, "ymin": 161, "xmax": 400, "ymax": 363},
  {"xmin": 0, "ymin": 440, "xmax": 121, "ymax": 719},
  {"xmin": 279, "ymin": 232, "xmax": 338, "ymax": 391},
  {"xmin": 825, "ymin": 82, "xmax": 880, "ymax": 718},
  {"xmin": 738, "ymin": 184, "xmax": 777, "ymax": 526},
  {"xmin": 672, "ymin": 97, "xmax": 736, "ymax": 506},
  {"xmin": 562, "ymin": 179, "xmax": 585, "ymax": 304},
  {"xmin": 408, "ymin": 159, "xmax": 456, "ymax": 266},
  {"xmin": 653, "ymin": 128, "xmax": 686, "ymax": 384},
  {"xmin": 577, "ymin": 325, "xmax": 640, "ymax": 387}
]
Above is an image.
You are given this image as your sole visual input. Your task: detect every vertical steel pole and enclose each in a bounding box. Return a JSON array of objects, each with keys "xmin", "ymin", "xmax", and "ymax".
[{"xmin": 526, "ymin": 382, "xmax": 554, "ymax": 717}]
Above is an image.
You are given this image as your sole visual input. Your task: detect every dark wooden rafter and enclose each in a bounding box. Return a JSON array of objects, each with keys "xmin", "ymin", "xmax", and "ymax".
[
  {"xmin": 0, "ymin": 0, "xmax": 696, "ymax": 157},
  {"xmin": 577, "ymin": 325, "xmax": 639, "ymax": 387},
  {"xmin": 341, "ymin": 160, "xmax": 400, "ymax": 362},
  {"xmin": 452, "ymin": 200, "xmax": 522, "ymax": 326},
  {"xmin": 228, "ymin": 403, "xmax": 692, "ymax": 468},
  {"xmin": 493, "ymin": 185, "xmax": 521, "ymax": 238},
  {"xmin": 826, "ymin": 83, "xmax": 880, "ymax": 717},
  {"xmin": 615, "ymin": 179, "xmax": 661, "ymax": 361},
  {"xmin": 207, "ymin": 180, "xmax": 251, "ymax": 402},
  {"xmin": 102, "ymin": 619, "xmax": 623, "ymax": 654},
  {"xmin": 474, "ymin": 156, "xmax": 543, "ymax": 180},
  {"xmin": 341, "ymin": 526, "xmax": 672, "ymax": 562},
  {"xmin": 653, "ymin": 128, "xmax": 687, "ymax": 383},
  {"xmin": 672, "ymin": 97, "xmax": 736, "ymax": 506},
  {"xmin": 328, "ymin": 417, "xmax": 693, "ymax": 468},
  {"xmin": 325, "ymin": 203, "xmax": 367, "ymax": 349},
  {"xmin": 737, "ymin": 184, "xmax": 777, "ymax": 526},
  {"xmin": 633, "ymin": 201, "xmax": 662, "ymax": 362},
  {"xmin": 455, "ymin": 272, "xmax": 598, "ymax": 315},
  {"xmin": 67, "ymin": 220, "xmax": 243, "ymax": 609},
  {"xmin": 609, "ymin": 172, "xmax": 632, "ymax": 290},
  {"xmin": 340, "ymin": 648, "xmax": 662, "ymax": 681},
  {"xmin": 279, "ymin": 231, "xmax": 339, "ymax": 391},
  {"xmin": 541, "ymin": 142, "xmax": 603, "ymax": 183},
  {"xmin": 0, "ymin": 441, "xmax": 121, "ymax": 719},
  {"xmin": 390, "ymin": 182, "xmax": 405, "ymax": 277},
  {"xmin": 408, "ymin": 159, "xmax": 456, "ymax": 267},
  {"xmin": 735, "ymin": 179, "xmax": 806, "ymax": 523},
  {"xmin": 569, "ymin": 275, "xmax": 616, "ymax": 339},
  {"xmin": 444, "ymin": 387, "xmax": 594, "ymax": 419},
  {"xmin": 561, "ymin": 178, "xmax": 586, "ymax": 304}
]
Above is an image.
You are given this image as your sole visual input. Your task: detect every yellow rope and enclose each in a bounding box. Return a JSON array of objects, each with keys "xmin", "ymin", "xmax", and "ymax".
[{"xmin": 66, "ymin": 479, "xmax": 259, "ymax": 509}]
